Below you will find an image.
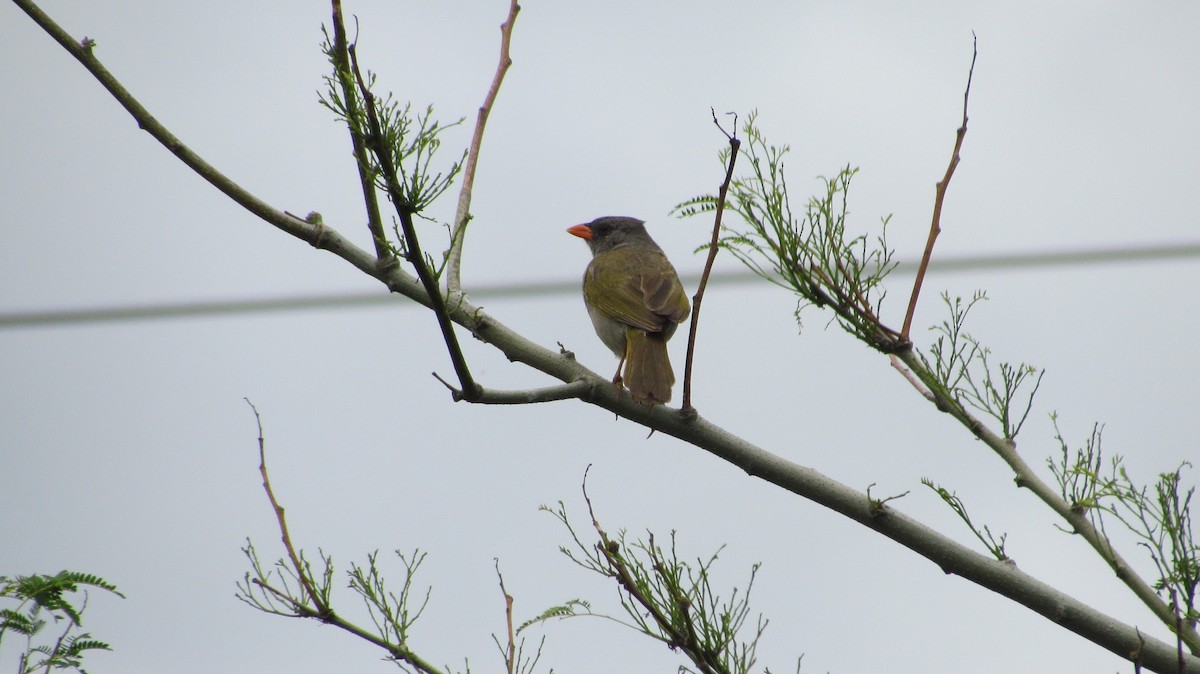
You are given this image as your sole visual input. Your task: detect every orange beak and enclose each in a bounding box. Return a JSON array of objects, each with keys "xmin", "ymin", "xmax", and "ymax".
[{"xmin": 566, "ymin": 224, "xmax": 593, "ymax": 240}]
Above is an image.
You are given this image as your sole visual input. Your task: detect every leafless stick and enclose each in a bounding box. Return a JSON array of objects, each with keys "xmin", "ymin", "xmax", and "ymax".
[
  {"xmin": 495, "ymin": 561, "xmax": 516, "ymax": 674},
  {"xmin": 901, "ymin": 34, "xmax": 977, "ymax": 341},
  {"xmin": 245, "ymin": 399, "xmax": 327, "ymax": 613},
  {"xmin": 431, "ymin": 373, "xmax": 591, "ymax": 403},
  {"xmin": 447, "ymin": 0, "xmax": 522, "ymax": 294},
  {"xmin": 889, "ymin": 354, "xmax": 935, "ymax": 401},
  {"xmin": 682, "ymin": 110, "xmax": 740, "ymax": 415},
  {"xmin": 1133, "ymin": 628, "xmax": 1146, "ymax": 674}
]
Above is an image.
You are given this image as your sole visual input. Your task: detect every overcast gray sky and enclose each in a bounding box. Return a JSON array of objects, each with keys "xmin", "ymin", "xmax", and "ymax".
[{"xmin": 3, "ymin": 2, "xmax": 1199, "ymax": 672}]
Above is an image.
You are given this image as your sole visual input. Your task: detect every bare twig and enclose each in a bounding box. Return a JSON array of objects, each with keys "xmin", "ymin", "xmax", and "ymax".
[
  {"xmin": 889, "ymin": 354, "xmax": 935, "ymax": 402},
  {"xmin": 329, "ymin": 0, "xmax": 388, "ymax": 260},
  {"xmin": 900, "ymin": 34, "xmax": 977, "ymax": 341},
  {"xmin": 682, "ymin": 110, "xmax": 740, "ymax": 415},
  {"xmin": 340, "ymin": 18, "xmax": 482, "ymax": 400},
  {"xmin": 496, "ymin": 560, "xmax": 516, "ymax": 674},
  {"xmin": 245, "ymin": 399, "xmax": 327, "ymax": 614},
  {"xmin": 1134, "ymin": 628, "xmax": 1146, "ymax": 674},
  {"xmin": 447, "ymin": 0, "xmax": 521, "ymax": 294},
  {"xmin": 432, "ymin": 374, "xmax": 591, "ymax": 403}
]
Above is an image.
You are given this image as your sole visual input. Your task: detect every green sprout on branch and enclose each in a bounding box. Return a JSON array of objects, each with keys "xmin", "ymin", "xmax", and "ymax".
[
  {"xmin": 532, "ymin": 500, "xmax": 780, "ymax": 674},
  {"xmin": 921, "ymin": 479, "xmax": 1009, "ymax": 562},
  {"xmin": 1048, "ymin": 420, "xmax": 1199, "ymax": 627},
  {"xmin": 675, "ymin": 112, "xmax": 900, "ymax": 351},
  {"xmin": 319, "ymin": 29, "xmax": 464, "ymax": 215},
  {"xmin": 319, "ymin": 25, "xmax": 465, "ymax": 276},
  {"xmin": 348, "ymin": 550, "xmax": 433, "ymax": 656},
  {"xmin": 237, "ymin": 540, "xmax": 454, "ymax": 674},
  {"xmin": 237, "ymin": 541, "xmax": 335, "ymax": 619},
  {"xmin": 239, "ymin": 400, "xmax": 452, "ymax": 674},
  {"xmin": 918, "ymin": 292, "xmax": 1044, "ymax": 441}
]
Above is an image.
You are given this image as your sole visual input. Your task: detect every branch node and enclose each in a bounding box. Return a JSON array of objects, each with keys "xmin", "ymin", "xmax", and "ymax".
[{"xmin": 556, "ymin": 342, "xmax": 576, "ymax": 360}]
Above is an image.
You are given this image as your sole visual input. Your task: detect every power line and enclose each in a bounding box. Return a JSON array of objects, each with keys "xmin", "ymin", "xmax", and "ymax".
[{"xmin": 2, "ymin": 241, "xmax": 1198, "ymax": 329}]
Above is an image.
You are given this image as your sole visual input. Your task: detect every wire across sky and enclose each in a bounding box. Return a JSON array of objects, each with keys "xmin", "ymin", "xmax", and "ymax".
[{"xmin": 2, "ymin": 241, "xmax": 1197, "ymax": 329}]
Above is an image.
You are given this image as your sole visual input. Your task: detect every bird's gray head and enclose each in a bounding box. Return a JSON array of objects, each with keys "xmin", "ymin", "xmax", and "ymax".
[{"xmin": 575, "ymin": 216, "xmax": 660, "ymax": 255}]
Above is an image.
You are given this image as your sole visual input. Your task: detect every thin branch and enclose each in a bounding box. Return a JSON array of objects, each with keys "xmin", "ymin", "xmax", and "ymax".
[
  {"xmin": 447, "ymin": 0, "xmax": 521, "ymax": 294},
  {"xmin": 890, "ymin": 354, "xmax": 935, "ymax": 402},
  {"xmin": 340, "ymin": 16, "xmax": 482, "ymax": 400},
  {"xmin": 329, "ymin": 0, "xmax": 388, "ymax": 260},
  {"xmin": 245, "ymin": 399, "xmax": 327, "ymax": 614},
  {"xmin": 582, "ymin": 476, "xmax": 718, "ymax": 673},
  {"xmin": 495, "ymin": 560, "xmax": 516, "ymax": 674},
  {"xmin": 431, "ymin": 374, "xmax": 592, "ymax": 404},
  {"xmin": 281, "ymin": 598, "xmax": 446, "ymax": 674},
  {"xmin": 901, "ymin": 33, "xmax": 977, "ymax": 341},
  {"xmin": 682, "ymin": 110, "xmax": 740, "ymax": 415}
]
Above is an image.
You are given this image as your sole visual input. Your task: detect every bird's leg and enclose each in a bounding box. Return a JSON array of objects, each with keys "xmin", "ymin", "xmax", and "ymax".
[
  {"xmin": 611, "ymin": 343, "xmax": 628, "ymax": 395},
  {"xmin": 612, "ymin": 355, "xmax": 625, "ymax": 390}
]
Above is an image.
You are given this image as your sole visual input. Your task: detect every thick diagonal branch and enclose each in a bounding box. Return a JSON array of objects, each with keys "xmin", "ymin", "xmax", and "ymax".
[{"xmin": 893, "ymin": 350, "xmax": 1200, "ymax": 654}]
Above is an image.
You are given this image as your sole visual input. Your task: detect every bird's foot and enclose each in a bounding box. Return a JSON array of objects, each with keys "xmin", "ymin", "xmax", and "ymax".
[{"xmin": 610, "ymin": 374, "xmax": 625, "ymax": 396}]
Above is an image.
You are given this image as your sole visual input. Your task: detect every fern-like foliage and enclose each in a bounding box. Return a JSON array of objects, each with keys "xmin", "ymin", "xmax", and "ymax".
[
  {"xmin": 0, "ymin": 570, "xmax": 122, "ymax": 674},
  {"xmin": 1049, "ymin": 422, "xmax": 1200, "ymax": 626},
  {"xmin": 917, "ymin": 292, "xmax": 1044, "ymax": 441},
  {"xmin": 317, "ymin": 25, "xmax": 465, "ymax": 282},
  {"xmin": 675, "ymin": 111, "xmax": 900, "ymax": 350},
  {"xmin": 532, "ymin": 501, "xmax": 785, "ymax": 674}
]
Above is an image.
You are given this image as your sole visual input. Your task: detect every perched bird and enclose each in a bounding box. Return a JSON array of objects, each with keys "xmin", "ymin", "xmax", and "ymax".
[{"xmin": 567, "ymin": 216, "xmax": 691, "ymax": 404}]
